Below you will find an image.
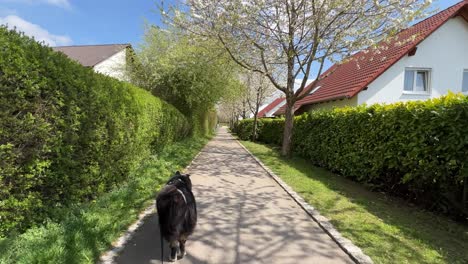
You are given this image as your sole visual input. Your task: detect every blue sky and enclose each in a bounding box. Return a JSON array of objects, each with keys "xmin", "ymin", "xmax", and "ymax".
[
  {"xmin": 0, "ymin": 0, "xmax": 462, "ymax": 48},
  {"xmin": 0, "ymin": 0, "xmax": 173, "ymax": 47}
]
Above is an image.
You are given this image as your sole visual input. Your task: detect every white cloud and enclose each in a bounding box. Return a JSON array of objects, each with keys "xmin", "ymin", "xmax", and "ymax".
[
  {"xmin": 0, "ymin": 0, "xmax": 71, "ymax": 9},
  {"xmin": 0, "ymin": 15, "xmax": 72, "ymax": 46}
]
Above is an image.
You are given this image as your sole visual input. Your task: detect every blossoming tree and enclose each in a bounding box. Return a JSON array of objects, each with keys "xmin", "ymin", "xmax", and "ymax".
[{"xmin": 165, "ymin": 0, "xmax": 432, "ymax": 156}]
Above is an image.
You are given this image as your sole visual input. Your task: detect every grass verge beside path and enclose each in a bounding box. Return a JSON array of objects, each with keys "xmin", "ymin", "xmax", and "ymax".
[
  {"xmin": 0, "ymin": 137, "xmax": 209, "ymax": 264},
  {"xmin": 241, "ymin": 141, "xmax": 468, "ymax": 264}
]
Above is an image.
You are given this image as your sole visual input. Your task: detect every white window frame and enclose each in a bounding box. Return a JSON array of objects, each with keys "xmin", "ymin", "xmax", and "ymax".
[
  {"xmin": 403, "ymin": 68, "xmax": 432, "ymax": 95},
  {"xmin": 462, "ymin": 69, "xmax": 468, "ymax": 94}
]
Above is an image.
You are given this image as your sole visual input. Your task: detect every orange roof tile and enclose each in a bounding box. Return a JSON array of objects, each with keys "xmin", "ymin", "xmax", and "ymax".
[{"xmin": 276, "ymin": 1, "xmax": 468, "ymax": 115}]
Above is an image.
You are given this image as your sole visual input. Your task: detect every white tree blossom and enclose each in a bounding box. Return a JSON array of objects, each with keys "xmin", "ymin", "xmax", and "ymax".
[
  {"xmin": 242, "ymin": 71, "xmax": 276, "ymax": 140},
  {"xmin": 164, "ymin": 0, "xmax": 431, "ymax": 156}
]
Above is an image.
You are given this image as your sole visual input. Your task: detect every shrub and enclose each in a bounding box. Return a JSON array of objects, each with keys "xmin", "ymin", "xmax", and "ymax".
[
  {"xmin": 235, "ymin": 94, "xmax": 468, "ymax": 216},
  {"xmin": 190, "ymin": 109, "xmax": 218, "ymax": 137},
  {"xmin": 0, "ymin": 27, "xmax": 190, "ymax": 235},
  {"xmin": 232, "ymin": 119, "xmax": 255, "ymax": 140},
  {"xmin": 257, "ymin": 118, "xmax": 284, "ymax": 145},
  {"xmin": 232, "ymin": 118, "xmax": 283, "ymax": 144}
]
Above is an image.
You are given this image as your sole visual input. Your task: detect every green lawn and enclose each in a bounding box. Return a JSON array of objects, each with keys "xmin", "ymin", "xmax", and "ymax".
[
  {"xmin": 0, "ymin": 137, "xmax": 209, "ymax": 264},
  {"xmin": 241, "ymin": 141, "xmax": 468, "ymax": 264}
]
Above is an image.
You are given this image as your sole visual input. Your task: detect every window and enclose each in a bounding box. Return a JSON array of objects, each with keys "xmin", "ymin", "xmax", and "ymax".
[
  {"xmin": 462, "ymin": 70, "xmax": 468, "ymax": 93},
  {"xmin": 404, "ymin": 68, "xmax": 431, "ymax": 93}
]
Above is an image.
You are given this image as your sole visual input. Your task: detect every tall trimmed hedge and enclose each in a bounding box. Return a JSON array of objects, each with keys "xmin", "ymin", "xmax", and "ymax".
[
  {"xmin": 233, "ymin": 94, "xmax": 468, "ymax": 216},
  {"xmin": 0, "ymin": 27, "xmax": 190, "ymax": 234}
]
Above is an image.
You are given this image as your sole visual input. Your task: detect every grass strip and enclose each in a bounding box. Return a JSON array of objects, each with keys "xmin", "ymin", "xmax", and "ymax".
[
  {"xmin": 241, "ymin": 140, "xmax": 468, "ymax": 264},
  {"xmin": 0, "ymin": 137, "xmax": 208, "ymax": 264}
]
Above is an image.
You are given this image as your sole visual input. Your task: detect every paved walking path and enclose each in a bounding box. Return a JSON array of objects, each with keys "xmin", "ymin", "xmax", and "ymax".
[{"xmin": 115, "ymin": 127, "xmax": 353, "ymax": 264}]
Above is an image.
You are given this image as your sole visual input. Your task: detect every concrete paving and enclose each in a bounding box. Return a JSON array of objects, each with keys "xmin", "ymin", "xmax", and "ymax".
[{"xmin": 115, "ymin": 127, "xmax": 354, "ymax": 264}]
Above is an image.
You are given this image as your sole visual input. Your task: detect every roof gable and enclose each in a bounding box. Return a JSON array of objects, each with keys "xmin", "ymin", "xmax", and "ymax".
[
  {"xmin": 257, "ymin": 97, "xmax": 285, "ymax": 118},
  {"xmin": 290, "ymin": 1, "xmax": 468, "ymax": 112},
  {"xmin": 53, "ymin": 44, "xmax": 130, "ymax": 67}
]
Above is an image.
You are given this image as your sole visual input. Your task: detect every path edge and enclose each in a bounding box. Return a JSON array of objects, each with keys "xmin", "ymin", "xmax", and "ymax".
[
  {"xmin": 98, "ymin": 149, "xmax": 204, "ymax": 264},
  {"xmin": 236, "ymin": 139, "xmax": 374, "ymax": 264}
]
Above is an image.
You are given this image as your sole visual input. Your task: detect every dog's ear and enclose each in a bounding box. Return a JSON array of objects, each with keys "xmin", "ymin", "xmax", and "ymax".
[
  {"xmin": 186, "ymin": 174, "xmax": 191, "ymax": 177},
  {"xmin": 175, "ymin": 171, "xmax": 181, "ymax": 175}
]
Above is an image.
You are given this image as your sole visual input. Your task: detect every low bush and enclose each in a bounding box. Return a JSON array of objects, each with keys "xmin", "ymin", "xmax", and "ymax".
[
  {"xmin": 233, "ymin": 118, "xmax": 283, "ymax": 144},
  {"xmin": 191, "ymin": 109, "xmax": 218, "ymax": 137},
  {"xmin": 0, "ymin": 27, "xmax": 190, "ymax": 235},
  {"xmin": 233, "ymin": 94, "xmax": 468, "ymax": 217},
  {"xmin": 257, "ymin": 118, "xmax": 284, "ymax": 145},
  {"xmin": 232, "ymin": 119, "xmax": 255, "ymax": 140}
]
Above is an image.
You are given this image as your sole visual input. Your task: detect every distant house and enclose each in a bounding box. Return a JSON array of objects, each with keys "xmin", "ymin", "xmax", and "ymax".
[
  {"xmin": 256, "ymin": 97, "xmax": 286, "ymax": 118},
  {"xmin": 53, "ymin": 44, "xmax": 132, "ymax": 81},
  {"xmin": 275, "ymin": 1, "xmax": 468, "ymax": 116},
  {"xmin": 258, "ymin": 79, "xmax": 312, "ymax": 118}
]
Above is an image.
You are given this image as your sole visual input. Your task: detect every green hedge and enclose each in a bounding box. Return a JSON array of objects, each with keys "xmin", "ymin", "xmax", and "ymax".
[
  {"xmin": 233, "ymin": 118, "xmax": 283, "ymax": 144},
  {"xmin": 0, "ymin": 27, "xmax": 190, "ymax": 235},
  {"xmin": 233, "ymin": 94, "xmax": 468, "ymax": 216},
  {"xmin": 0, "ymin": 137, "xmax": 207, "ymax": 264},
  {"xmin": 191, "ymin": 108, "xmax": 218, "ymax": 137}
]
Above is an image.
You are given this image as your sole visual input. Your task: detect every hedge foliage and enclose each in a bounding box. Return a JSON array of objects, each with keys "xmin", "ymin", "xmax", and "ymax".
[
  {"xmin": 0, "ymin": 27, "xmax": 191, "ymax": 235},
  {"xmin": 126, "ymin": 26, "xmax": 227, "ymax": 138},
  {"xmin": 233, "ymin": 94, "xmax": 468, "ymax": 216},
  {"xmin": 0, "ymin": 137, "xmax": 207, "ymax": 264}
]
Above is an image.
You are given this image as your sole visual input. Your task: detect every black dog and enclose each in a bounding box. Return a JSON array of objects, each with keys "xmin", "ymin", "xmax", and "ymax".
[{"xmin": 156, "ymin": 171, "xmax": 197, "ymax": 262}]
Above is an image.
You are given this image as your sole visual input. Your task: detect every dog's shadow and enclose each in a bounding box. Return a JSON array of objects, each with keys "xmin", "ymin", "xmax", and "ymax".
[{"xmin": 114, "ymin": 212, "xmax": 205, "ymax": 264}]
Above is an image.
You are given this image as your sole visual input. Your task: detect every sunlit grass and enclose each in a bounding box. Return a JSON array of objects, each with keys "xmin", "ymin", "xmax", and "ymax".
[
  {"xmin": 0, "ymin": 137, "xmax": 208, "ymax": 264},
  {"xmin": 241, "ymin": 141, "xmax": 468, "ymax": 264}
]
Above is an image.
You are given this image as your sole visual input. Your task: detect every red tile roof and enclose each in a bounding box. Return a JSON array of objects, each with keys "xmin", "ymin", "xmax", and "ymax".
[
  {"xmin": 276, "ymin": 1, "xmax": 468, "ymax": 115},
  {"xmin": 257, "ymin": 97, "xmax": 285, "ymax": 118},
  {"xmin": 53, "ymin": 44, "xmax": 131, "ymax": 67}
]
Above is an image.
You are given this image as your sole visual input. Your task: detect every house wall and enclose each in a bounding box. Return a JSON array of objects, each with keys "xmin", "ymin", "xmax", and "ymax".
[
  {"xmin": 358, "ymin": 16, "xmax": 468, "ymax": 105},
  {"xmin": 303, "ymin": 97, "xmax": 358, "ymax": 113},
  {"xmin": 93, "ymin": 49, "xmax": 128, "ymax": 81}
]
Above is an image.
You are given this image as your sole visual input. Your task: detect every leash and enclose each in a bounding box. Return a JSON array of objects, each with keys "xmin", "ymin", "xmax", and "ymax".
[{"xmin": 160, "ymin": 223, "xmax": 164, "ymax": 264}]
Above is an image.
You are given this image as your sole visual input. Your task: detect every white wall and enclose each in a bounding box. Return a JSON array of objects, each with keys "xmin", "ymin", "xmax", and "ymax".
[
  {"xmin": 358, "ymin": 16, "xmax": 468, "ymax": 105},
  {"xmin": 93, "ymin": 49, "xmax": 127, "ymax": 81}
]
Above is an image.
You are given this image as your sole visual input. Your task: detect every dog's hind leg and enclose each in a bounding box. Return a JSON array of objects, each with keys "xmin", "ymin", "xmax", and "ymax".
[
  {"xmin": 169, "ymin": 240, "xmax": 178, "ymax": 262},
  {"xmin": 178, "ymin": 238, "xmax": 187, "ymax": 259}
]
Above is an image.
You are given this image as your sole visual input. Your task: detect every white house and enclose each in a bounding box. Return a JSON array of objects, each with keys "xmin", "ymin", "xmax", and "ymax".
[
  {"xmin": 274, "ymin": 1, "xmax": 468, "ymax": 116},
  {"xmin": 53, "ymin": 44, "xmax": 131, "ymax": 81}
]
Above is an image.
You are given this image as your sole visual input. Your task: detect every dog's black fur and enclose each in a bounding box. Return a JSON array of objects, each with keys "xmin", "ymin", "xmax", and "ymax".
[{"xmin": 156, "ymin": 171, "xmax": 197, "ymax": 262}]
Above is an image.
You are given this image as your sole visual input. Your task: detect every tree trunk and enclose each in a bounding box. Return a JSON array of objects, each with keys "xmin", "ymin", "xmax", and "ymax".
[
  {"xmin": 463, "ymin": 175, "xmax": 468, "ymax": 211},
  {"xmin": 242, "ymin": 99, "xmax": 248, "ymax": 119},
  {"xmin": 252, "ymin": 111, "xmax": 258, "ymax": 141},
  {"xmin": 252, "ymin": 88, "xmax": 261, "ymax": 142},
  {"xmin": 281, "ymin": 99, "xmax": 294, "ymax": 157}
]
